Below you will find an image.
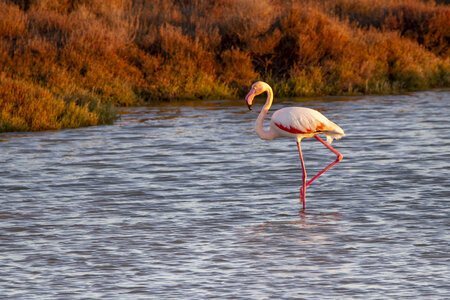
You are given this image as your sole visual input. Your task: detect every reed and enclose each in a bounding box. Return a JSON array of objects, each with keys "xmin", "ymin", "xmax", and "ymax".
[{"xmin": 1, "ymin": 0, "xmax": 449, "ymax": 132}]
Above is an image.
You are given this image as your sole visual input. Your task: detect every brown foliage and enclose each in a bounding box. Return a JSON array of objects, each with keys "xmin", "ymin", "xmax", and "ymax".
[
  {"xmin": 328, "ymin": 0, "xmax": 450, "ymax": 57},
  {"xmin": 0, "ymin": 0, "xmax": 449, "ymax": 131}
]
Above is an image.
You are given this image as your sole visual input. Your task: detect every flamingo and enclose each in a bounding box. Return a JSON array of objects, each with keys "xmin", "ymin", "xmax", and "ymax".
[{"xmin": 245, "ymin": 81, "xmax": 345, "ymax": 210}]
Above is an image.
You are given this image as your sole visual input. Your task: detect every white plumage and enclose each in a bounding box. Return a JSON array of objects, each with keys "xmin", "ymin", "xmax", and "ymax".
[
  {"xmin": 271, "ymin": 107, "xmax": 345, "ymax": 144},
  {"xmin": 245, "ymin": 81, "xmax": 345, "ymax": 210}
]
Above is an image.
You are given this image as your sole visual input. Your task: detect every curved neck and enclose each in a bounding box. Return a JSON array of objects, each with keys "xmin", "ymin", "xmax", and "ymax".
[{"xmin": 255, "ymin": 87, "xmax": 277, "ymax": 140}]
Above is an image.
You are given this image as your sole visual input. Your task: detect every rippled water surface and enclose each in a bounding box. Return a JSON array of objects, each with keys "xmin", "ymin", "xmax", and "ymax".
[{"xmin": 1, "ymin": 91, "xmax": 449, "ymax": 299}]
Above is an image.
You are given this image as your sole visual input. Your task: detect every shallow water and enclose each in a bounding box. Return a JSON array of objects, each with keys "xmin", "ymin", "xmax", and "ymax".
[{"xmin": 1, "ymin": 91, "xmax": 449, "ymax": 299}]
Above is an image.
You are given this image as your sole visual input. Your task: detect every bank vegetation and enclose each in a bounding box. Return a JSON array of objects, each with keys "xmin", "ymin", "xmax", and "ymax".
[{"xmin": 0, "ymin": 0, "xmax": 449, "ymax": 131}]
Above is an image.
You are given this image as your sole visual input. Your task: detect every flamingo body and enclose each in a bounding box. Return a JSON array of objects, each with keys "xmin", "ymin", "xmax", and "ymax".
[
  {"xmin": 271, "ymin": 107, "xmax": 345, "ymax": 143},
  {"xmin": 245, "ymin": 81, "xmax": 345, "ymax": 211}
]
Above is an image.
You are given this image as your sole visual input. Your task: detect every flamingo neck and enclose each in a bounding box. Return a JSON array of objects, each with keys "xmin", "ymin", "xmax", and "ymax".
[{"xmin": 255, "ymin": 87, "xmax": 277, "ymax": 140}]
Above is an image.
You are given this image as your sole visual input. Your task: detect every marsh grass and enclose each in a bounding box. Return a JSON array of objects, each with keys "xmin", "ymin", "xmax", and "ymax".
[
  {"xmin": 0, "ymin": 76, "xmax": 117, "ymax": 132},
  {"xmin": 0, "ymin": 0, "xmax": 449, "ymax": 132}
]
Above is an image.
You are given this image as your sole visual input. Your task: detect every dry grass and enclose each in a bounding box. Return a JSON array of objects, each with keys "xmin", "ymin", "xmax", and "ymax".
[
  {"xmin": 326, "ymin": 0, "xmax": 450, "ymax": 56},
  {"xmin": 0, "ymin": 0, "xmax": 449, "ymax": 132}
]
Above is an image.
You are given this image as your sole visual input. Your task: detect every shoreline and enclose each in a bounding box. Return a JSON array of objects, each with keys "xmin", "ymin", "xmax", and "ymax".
[{"xmin": 1, "ymin": 88, "xmax": 449, "ymax": 134}]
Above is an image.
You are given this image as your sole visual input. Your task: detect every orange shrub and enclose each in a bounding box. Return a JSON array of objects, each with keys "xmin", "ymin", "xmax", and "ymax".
[
  {"xmin": 0, "ymin": 2, "xmax": 27, "ymax": 38},
  {"xmin": 0, "ymin": 0, "xmax": 449, "ymax": 132},
  {"xmin": 0, "ymin": 76, "xmax": 64, "ymax": 131},
  {"xmin": 220, "ymin": 48, "xmax": 257, "ymax": 91},
  {"xmin": 327, "ymin": 0, "xmax": 450, "ymax": 57}
]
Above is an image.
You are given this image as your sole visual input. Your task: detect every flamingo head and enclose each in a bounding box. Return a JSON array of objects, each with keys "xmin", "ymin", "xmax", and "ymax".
[{"xmin": 245, "ymin": 81, "xmax": 270, "ymax": 111}]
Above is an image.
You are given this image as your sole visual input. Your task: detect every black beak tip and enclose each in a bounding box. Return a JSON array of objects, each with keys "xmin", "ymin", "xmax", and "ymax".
[{"xmin": 247, "ymin": 104, "xmax": 252, "ymax": 111}]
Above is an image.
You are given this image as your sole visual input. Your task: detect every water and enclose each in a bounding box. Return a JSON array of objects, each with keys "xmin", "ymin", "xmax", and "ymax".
[{"xmin": 1, "ymin": 91, "xmax": 449, "ymax": 299}]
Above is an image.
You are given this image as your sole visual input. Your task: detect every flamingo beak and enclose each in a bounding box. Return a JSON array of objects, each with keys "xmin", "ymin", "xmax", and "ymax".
[{"xmin": 245, "ymin": 90, "xmax": 255, "ymax": 111}]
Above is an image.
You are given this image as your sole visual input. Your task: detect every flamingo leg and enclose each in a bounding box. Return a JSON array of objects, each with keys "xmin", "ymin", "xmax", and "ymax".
[
  {"xmin": 296, "ymin": 138, "xmax": 307, "ymax": 210},
  {"xmin": 302, "ymin": 135, "xmax": 343, "ymax": 190}
]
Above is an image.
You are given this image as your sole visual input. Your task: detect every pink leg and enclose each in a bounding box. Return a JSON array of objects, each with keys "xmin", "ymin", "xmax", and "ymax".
[
  {"xmin": 296, "ymin": 139, "xmax": 307, "ymax": 210},
  {"xmin": 302, "ymin": 135, "xmax": 343, "ymax": 190}
]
